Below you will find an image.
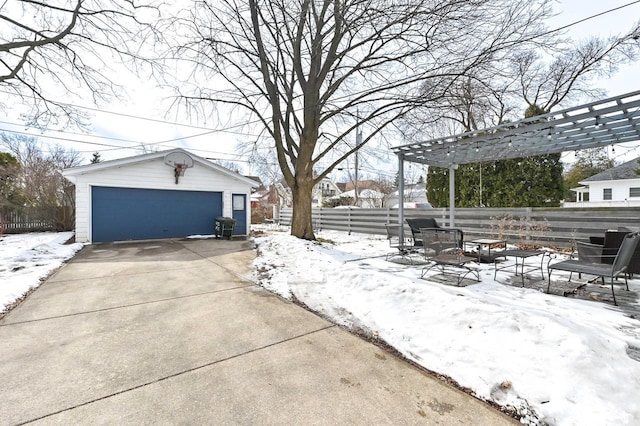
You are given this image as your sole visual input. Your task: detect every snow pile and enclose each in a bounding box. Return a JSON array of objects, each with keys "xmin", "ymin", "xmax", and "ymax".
[
  {"xmin": 0, "ymin": 232, "xmax": 84, "ymax": 312},
  {"xmin": 253, "ymin": 229, "xmax": 640, "ymax": 425}
]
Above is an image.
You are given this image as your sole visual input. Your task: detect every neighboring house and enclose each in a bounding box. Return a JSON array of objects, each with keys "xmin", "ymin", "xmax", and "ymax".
[
  {"xmin": 62, "ymin": 148, "xmax": 258, "ymax": 243},
  {"xmin": 343, "ymin": 179, "xmax": 381, "ymax": 192},
  {"xmin": 329, "ymin": 188, "xmax": 385, "ymax": 208},
  {"xmin": 251, "ymin": 184, "xmax": 282, "ymax": 223},
  {"xmin": 564, "ymin": 157, "xmax": 640, "ymax": 207},
  {"xmin": 312, "ymin": 177, "xmax": 342, "ymax": 207},
  {"xmin": 385, "ymin": 183, "xmax": 431, "ymax": 208},
  {"xmin": 248, "ymin": 176, "xmax": 265, "ymax": 210},
  {"xmin": 268, "ymin": 176, "xmax": 343, "ymax": 208},
  {"xmin": 274, "ymin": 180, "xmax": 293, "ymax": 207},
  {"xmin": 247, "ymin": 176, "xmax": 265, "ymax": 193}
]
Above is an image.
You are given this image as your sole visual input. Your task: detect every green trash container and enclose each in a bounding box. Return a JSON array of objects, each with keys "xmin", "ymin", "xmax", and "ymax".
[{"xmin": 215, "ymin": 217, "xmax": 236, "ymax": 239}]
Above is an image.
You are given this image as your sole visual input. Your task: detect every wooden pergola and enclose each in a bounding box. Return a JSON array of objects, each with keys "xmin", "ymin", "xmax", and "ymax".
[{"xmin": 391, "ymin": 90, "xmax": 640, "ymax": 232}]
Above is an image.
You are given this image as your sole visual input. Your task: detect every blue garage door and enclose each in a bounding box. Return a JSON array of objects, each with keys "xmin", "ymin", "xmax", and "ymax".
[{"xmin": 92, "ymin": 186, "xmax": 223, "ymax": 242}]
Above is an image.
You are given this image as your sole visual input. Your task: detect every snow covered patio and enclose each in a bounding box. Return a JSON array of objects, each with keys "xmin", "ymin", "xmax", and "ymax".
[{"xmin": 253, "ymin": 227, "xmax": 640, "ymax": 425}]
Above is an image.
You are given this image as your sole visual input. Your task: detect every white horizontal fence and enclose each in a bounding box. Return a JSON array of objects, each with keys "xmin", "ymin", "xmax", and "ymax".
[{"xmin": 278, "ymin": 207, "xmax": 640, "ymax": 248}]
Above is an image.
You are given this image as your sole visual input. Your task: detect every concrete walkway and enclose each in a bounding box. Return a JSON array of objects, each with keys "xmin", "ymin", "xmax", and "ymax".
[{"xmin": 0, "ymin": 238, "xmax": 516, "ymax": 425}]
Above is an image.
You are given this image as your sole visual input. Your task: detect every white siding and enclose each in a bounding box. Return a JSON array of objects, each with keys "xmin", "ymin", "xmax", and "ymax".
[
  {"xmin": 587, "ymin": 178, "xmax": 640, "ymax": 203},
  {"xmin": 72, "ymin": 157, "xmax": 252, "ymax": 242}
]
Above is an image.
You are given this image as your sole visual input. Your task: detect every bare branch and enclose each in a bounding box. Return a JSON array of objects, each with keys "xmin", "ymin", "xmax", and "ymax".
[
  {"xmin": 165, "ymin": 0, "xmax": 574, "ymax": 238},
  {"xmin": 0, "ymin": 0, "xmax": 164, "ymax": 127}
]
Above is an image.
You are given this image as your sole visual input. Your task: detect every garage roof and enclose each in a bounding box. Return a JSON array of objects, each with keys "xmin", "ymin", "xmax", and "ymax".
[
  {"xmin": 391, "ymin": 90, "xmax": 640, "ymax": 167},
  {"xmin": 63, "ymin": 148, "xmax": 259, "ymax": 187}
]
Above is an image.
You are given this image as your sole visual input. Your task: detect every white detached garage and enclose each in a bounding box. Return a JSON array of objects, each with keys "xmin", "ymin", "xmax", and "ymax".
[{"xmin": 63, "ymin": 149, "xmax": 258, "ymax": 243}]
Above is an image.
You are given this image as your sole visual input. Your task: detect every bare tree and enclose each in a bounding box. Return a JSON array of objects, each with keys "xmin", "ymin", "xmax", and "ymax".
[
  {"xmin": 137, "ymin": 143, "xmax": 160, "ymax": 154},
  {"xmin": 0, "ymin": 0, "xmax": 162, "ymax": 127},
  {"xmin": 1, "ymin": 133, "xmax": 81, "ymax": 230},
  {"xmin": 248, "ymin": 151, "xmax": 283, "ymax": 186},
  {"xmin": 512, "ymin": 33, "xmax": 640, "ymax": 111},
  {"xmin": 372, "ymin": 174, "xmax": 394, "ymax": 208},
  {"xmin": 168, "ymin": 0, "xmax": 557, "ymax": 239},
  {"xmin": 403, "ymin": 23, "xmax": 640, "ymax": 141},
  {"xmin": 438, "ymin": 76, "xmax": 516, "ymax": 131},
  {"xmin": 212, "ymin": 159, "xmax": 241, "ymax": 173}
]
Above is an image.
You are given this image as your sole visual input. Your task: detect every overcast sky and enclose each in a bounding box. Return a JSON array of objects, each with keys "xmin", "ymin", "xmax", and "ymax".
[{"xmin": 2, "ymin": 0, "xmax": 639, "ymax": 179}]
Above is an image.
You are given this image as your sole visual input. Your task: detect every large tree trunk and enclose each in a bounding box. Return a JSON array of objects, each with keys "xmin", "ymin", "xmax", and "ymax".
[{"xmin": 290, "ymin": 172, "xmax": 316, "ymax": 240}]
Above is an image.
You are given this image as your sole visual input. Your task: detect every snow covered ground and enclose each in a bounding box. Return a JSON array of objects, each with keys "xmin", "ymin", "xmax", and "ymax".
[
  {"xmin": 253, "ymin": 227, "xmax": 640, "ymax": 426},
  {"xmin": 0, "ymin": 232, "xmax": 83, "ymax": 313},
  {"xmin": 2, "ymin": 229, "xmax": 639, "ymax": 425}
]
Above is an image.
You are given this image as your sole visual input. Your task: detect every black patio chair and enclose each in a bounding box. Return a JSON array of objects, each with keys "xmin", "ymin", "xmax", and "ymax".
[
  {"xmin": 577, "ymin": 229, "xmax": 640, "ymax": 276},
  {"xmin": 384, "ymin": 223, "xmax": 420, "ymax": 263},
  {"xmin": 548, "ymin": 232, "xmax": 640, "ymax": 305},
  {"xmin": 405, "ymin": 217, "xmax": 464, "ymax": 248}
]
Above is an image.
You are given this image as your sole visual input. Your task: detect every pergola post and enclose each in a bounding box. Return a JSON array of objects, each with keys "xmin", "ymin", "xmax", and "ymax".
[
  {"xmin": 398, "ymin": 153, "xmax": 405, "ymax": 241},
  {"xmin": 449, "ymin": 165, "xmax": 456, "ymax": 227}
]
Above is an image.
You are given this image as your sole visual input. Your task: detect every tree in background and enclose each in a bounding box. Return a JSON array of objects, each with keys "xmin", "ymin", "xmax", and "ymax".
[
  {"xmin": 427, "ymin": 104, "xmax": 564, "ymax": 207},
  {"xmin": 90, "ymin": 152, "xmax": 102, "ymax": 164},
  {"xmin": 169, "ymin": 0, "xmax": 556, "ymax": 239},
  {"xmin": 492, "ymin": 104, "xmax": 564, "ymax": 207},
  {"xmin": 249, "ymin": 152, "xmax": 283, "ymax": 187},
  {"xmin": 415, "ymin": 11, "xmax": 638, "ymax": 208},
  {"xmin": 405, "ymin": 20, "xmax": 639, "ymax": 141},
  {"xmin": 0, "ymin": 151, "xmax": 23, "ymax": 209},
  {"xmin": 1, "ymin": 133, "xmax": 81, "ymax": 230},
  {"xmin": 564, "ymin": 148, "xmax": 614, "ymax": 201},
  {"xmin": 323, "ymin": 196, "xmax": 354, "ymax": 208},
  {"xmin": 512, "ymin": 36, "xmax": 639, "ymax": 112},
  {"xmin": 374, "ymin": 175, "xmax": 395, "ymax": 207},
  {"xmin": 213, "ymin": 160, "xmax": 241, "ymax": 174}
]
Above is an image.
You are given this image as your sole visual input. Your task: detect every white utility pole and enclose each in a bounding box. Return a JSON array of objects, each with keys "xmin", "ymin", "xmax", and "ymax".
[{"xmin": 353, "ymin": 111, "xmax": 362, "ymax": 206}]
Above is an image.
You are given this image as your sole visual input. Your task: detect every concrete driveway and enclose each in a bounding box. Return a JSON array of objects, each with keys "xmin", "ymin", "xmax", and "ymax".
[{"xmin": 0, "ymin": 238, "xmax": 516, "ymax": 425}]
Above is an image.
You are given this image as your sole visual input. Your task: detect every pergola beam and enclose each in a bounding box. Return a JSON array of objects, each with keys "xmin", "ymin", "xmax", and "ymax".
[
  {"xmin": 392, "ymin": 90, "xmax": 640, "ymax": 168},
  {"xmin": 392, "ymin": 90, "xmax": 640, "ymax": 229}
]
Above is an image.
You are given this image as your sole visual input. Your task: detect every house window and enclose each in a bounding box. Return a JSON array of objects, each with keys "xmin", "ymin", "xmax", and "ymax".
[
  {"xmin": 630, "ymin": 188, "xmax": 640, "ymax": 198},
  {"xmin": 603, "ymin": 188, "xmax": 612, "ymax": 200}
]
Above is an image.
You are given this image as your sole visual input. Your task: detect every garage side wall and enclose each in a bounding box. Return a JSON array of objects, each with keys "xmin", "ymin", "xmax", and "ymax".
[{"xmin": 72, "ymin": 158, "xmax": 252, "ymax": 242}]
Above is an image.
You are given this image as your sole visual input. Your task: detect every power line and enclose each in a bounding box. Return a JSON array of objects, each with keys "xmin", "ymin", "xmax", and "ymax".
[
  {"xmin": 0, "ymin": 90, "xmax": 272, "ymax": 148},
  {"xmin": 547, "ymin": 1, "xmax": 640, "ymax": 36},
  {"xmin": 0, "ymin": 119, "xmax": 148, "ymax": 145},
  {"xmin": 0, "ymin": 127, "xmax": 255, "ymax": 160},
  {"xmin": 0, "ymin": 127, "xmax": 129, "ymax": 150},
  {"xmin": 0, "ymin": 89, "xmax": 264, "ymax": 135},
  {"xmin": 5, "ymin": 1, "xmax": 637, "ymax": 134},
  {"xmin": 1, "ymin": 1, "xmax": 638, "ymax": 162},
  {"xmin": 0, "ymin": 111, "xmax": 269, "ymax": 154}
]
